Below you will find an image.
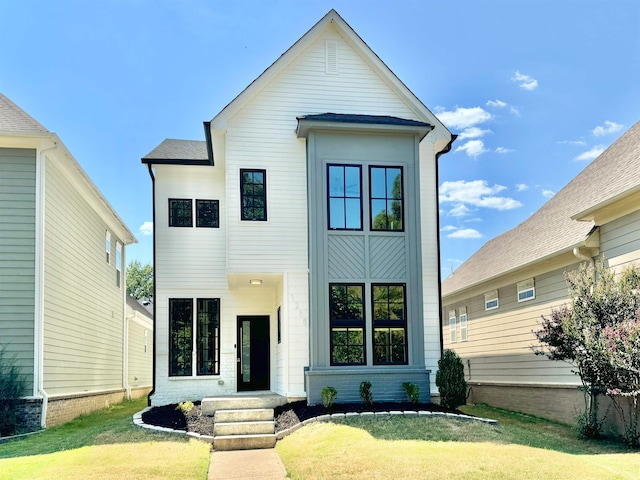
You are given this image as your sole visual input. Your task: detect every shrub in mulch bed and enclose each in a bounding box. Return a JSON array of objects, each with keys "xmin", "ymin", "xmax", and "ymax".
[{"xmin": 142, "ymin": 400, "xmax": 464, "ymax": 436}]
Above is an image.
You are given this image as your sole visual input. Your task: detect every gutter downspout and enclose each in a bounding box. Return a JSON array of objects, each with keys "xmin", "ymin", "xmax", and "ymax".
[
  {"xmin": 573, "ymin": 247, "xmax": 594, "ymax": 265},
  {"xmin": 35, "ymin": 139, "xmax": 58, "ymax": 428},
  {"xmin": 146, "ymin": 163, "xmax": 157, "ymax": 407}
]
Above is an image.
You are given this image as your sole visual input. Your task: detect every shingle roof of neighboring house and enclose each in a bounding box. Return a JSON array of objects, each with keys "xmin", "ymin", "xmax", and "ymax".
[
  {"xmin": 0, "ymin": 92, "xmax": 49, "ymax": 134},
  {"xmin": 442, "ymin": 120, "xmax": 640, "ymax": 297},
  {"xmin": 126, "ymin": 295, "xmax": 153, "ymax": 317},
  {"xmin": 142, "ymin": 138, "xmax": 208, "ymax": 162}
]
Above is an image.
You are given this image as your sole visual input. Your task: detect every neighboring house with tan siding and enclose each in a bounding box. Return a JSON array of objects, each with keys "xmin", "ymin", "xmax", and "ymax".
[
  {"xmin": 0, "ymin": 92, "xmax": 141, "ymax": 431},
  {"xmin": 126, "ymin": 295, "xmax": 153, "ymax": 396},
  {"xmin": 441, "ymin": 120, "xmax": 640, "ymax": 424},
  {"xmin": 143, "ymin": 10, "xmax": 454, "ymax": 408}
]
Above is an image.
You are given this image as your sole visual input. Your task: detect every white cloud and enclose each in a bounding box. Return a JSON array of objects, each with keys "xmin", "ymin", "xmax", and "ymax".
[
  {"xmin": 436, "ymin": 106, "xmax": 493, "ymax": 130},
  {"xmin": 516, "ymin": 183, "xmax": 529, "ymax": 191},
  {"xmin": 510, "ymin": 106, "xmax": 521, "ymax": 116},
  {"xmin": 486, "ymin": 99, "xmax": 507, "ymax": 108},
  {"xmin": 440, "ymin": 180, "xmax": 523, "ymax": 212},
  {"xmin": 592, "ymin": 120, "xmax": 623, "ymax": 137},
  {"xmin": 464, "ymin": 217, "xmax": 483, "ymax": 223},
  {"xmin": 542, "ymin": 189, "xmax": 555, "ymax": 198},
  {"xmin": 495, "ymin": 146, "xmax": 513, "ymax": 154},
  {"xmin": 574, "ymin": 145, "xmax": 605, "ymax": 162},
  {"xmin": 512, "ymin": 70, "xmax": 538, "ymax": 90},
  {"xmin": 447, "ymin": 228, "xmax": 482, "ymax": 239},
  {"xmin": 455, "ymin": 139, "xmax": 488, "ymax": 158},
  {"xmin": 441, "ymin": 225, "xmax": 457, "ymax": 231},
  {"xmin": 448, "ymin": 204, "xmax": 472, "ymax": 218},
  {"xmin": 558, "ymin": 139, "xmax": 587, "ymax": 146},
  {"xmin": 139, "ymin": 221, "xmax": 153, "ymax": 235},
  {"xmin": 457, "ymin": 127, "xmax": 491, "ymax": 140}
]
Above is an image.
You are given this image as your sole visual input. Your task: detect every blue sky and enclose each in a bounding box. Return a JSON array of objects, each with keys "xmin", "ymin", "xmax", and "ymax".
[{"xmin": 2, "ymin": 0, "xmax": 639, "ymax": 273}]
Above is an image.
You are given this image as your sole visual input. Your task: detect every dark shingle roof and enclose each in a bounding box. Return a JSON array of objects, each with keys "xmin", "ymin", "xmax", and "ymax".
[
  {"xmin": 142, "ymin": 139, "xmax": 208, "ymax": 163},
  {"xmin": 0, "ymin": 92, "xmax": 49, "ymax": 134},
  {"xmin": 442, "ymin": 120, "xmax": 640, "ymax": 296},
  {"xmin": 126, "ymin": 295, "xmax": 153, "ymax": 317}
]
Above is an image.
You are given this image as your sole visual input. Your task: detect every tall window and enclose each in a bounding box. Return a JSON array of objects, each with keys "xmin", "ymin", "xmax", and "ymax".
[
  {"xmin": 329, "ymin": 284, "xmax": 365, "ymax": 365},
  {"xmin": 169, "ymin": 298, "xmax": 220, "ymax": 377},
  {"xmin": 370, "ymin": 166, "xmax": 403, "ymax": 231},
  {"xmin": 449, "ymin": 310, "xmax": 457, "ymax": 343},
  {"xmin": 240, "ymin": 169, "xmax": 267, "ymax": 221},
  {"xmin": 196, "ymin": 199, "xmax": 219, "ymax": 228},
  {"xmin": 196, "ymin": 299, "xmax": 220, "ymax": 375},
  {"xmin": 459, "ymin": 307, "xmax": 468, "ymax": 342},
  {"xmin": 328, "ymin": 164, "xmax": 362, "ymax": 230},
  {"xmin": 169, "ymin": 199, "xmax": 193, "ymax": 227},
  {"xmin": 372, "ymin": 284, "xmax": 407, "ymax": 364},
  {"xmin": 105, "ymin": 231, "xmax": 111, "ymax": 264},
  {"xmin": 116, "ymin": 242, "xmax": 122, "ymax": 288}
]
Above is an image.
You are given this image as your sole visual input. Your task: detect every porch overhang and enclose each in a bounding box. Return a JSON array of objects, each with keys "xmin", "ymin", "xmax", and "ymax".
[{"xmin": 226, "ymin": 272, "xmax": 284, "ymax": 290}]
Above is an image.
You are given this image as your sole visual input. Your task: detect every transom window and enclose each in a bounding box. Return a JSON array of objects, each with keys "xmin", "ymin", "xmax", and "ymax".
[
  {"xmin": 517, "ymin": 279, "xmax": 535, "ymax": 302},
  {"xmin": 240, "ymin": 169, "xmax": 267, "ymax": 221},
  {"xmin": 372, "ymin": 284, "xmax": 407, "ymax": 364},
  {"xmin": 196, "ymin": 199, "xmax": 219, "ymax": 228},
  {"xmin": 485, "ymin": 290, "xmax": 499, "ymax": 311},
  {"xmin": 370, "ymin": 166, "xmax": 403, "ymax": 231},
  {"xmin": 169, "ymin": 298, "xmax": 220, "ymax": 377},
  {"xmin": 328, "ymin": 164, "xmax": 362, "ymax": 230},
  {"xmin": 169, "ymin": 199, "xmax": 193, "ymax": 227},
  {"xmin": 329, "ymin": 284, "xmax": 365, "ymax": 365}
]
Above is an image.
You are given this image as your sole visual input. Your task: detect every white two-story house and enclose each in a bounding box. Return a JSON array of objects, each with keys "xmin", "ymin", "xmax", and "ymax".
[{"xmin": 143, "ymin": 10, "xmax": 453, "ymax": 407}]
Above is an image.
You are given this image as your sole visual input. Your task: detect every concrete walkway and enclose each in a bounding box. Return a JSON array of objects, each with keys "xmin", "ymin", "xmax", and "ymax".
[{"xmin": 208, "ymin": 448, "xmax": 288, "ymax": 480}]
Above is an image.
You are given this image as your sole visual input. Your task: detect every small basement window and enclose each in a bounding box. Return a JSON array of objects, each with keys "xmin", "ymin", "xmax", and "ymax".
[
  {"xmin": 517, "ymin": 279, "xmax": 535, "ymax": 302},
  {"xmin": 485, "ymin": 290, "xmax": 499, "ymax": 311}
]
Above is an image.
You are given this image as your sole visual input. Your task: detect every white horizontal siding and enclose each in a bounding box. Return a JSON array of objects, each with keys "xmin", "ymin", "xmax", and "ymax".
[
  {"xmin": 600, "ymin": 209, "xmax": 640, "ymax": 270},
  {"xmin": 43, "ymin": 157, "xmax": 125, "ymax": 395},
  {"xmin": 128, "ymin": 318, "xmax": 152, "ymax": 388}
]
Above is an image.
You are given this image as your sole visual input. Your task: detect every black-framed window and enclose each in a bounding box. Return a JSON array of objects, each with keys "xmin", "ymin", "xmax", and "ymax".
[
  {"xmin": 240, "ymin": 169, "xmax": 267, "ymax": 221},
  {"xmin": 372, "ymin": 284, "xmax": 407, "ymax": 364},
  {"xmin": 370, "ymin": 166, "xmax": 403, "ymax": 231},
  {"xmin": 329, "ymin": 284, "xmax": 365, "ymax": 365},
  {"xmin": 196, "ymin": 299, "xmax": 220, "ymax": 375},
  {"xmin": 328, "ymin": 164, "xmax": 362, "ymax": 230},
  {"xmin": 169, "ymin": 297, "xmax": 221, "ymax": 377},
  {"xmin": 169, "ymin": 199, "xmax": 193, "ymax": 227},
  {"xmin": 169, "ymin": 298, "xmax": 193, "ymax": 376},
  {"xmin": 196, "ymin": 199, "xmax": 219, "ymax": 228}
]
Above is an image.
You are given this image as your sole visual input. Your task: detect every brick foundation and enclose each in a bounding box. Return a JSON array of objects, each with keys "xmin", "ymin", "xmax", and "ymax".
[
  {"xmin": 45, "ymin": 389, "xmax": 126, "ymax": 427},
  {"xmin": 13, "ymin": 398, "xmax": 43, "ymax": 433}
]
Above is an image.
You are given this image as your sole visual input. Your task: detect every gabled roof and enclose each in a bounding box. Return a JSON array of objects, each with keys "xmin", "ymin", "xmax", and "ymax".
[
  {"xmin": 209, "ymin": 9, "xmax": 451, "ymax": 152},
  {"xmin": 141, "ymin": 139, "xmax": 208, "ymax": 165},
  {"xmin": 126, "ymin": 295, "xmax": 153, "ymax": 317},
  {"xmin": 0, "ymin": 92, "xmax": 48, "ymax": 134},
  {"xmin": 442, "ymin": 120, "xmax": 640, "ymax": 297}
]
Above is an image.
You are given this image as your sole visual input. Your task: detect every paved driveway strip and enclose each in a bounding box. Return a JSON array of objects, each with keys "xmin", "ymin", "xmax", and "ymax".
[{"xmin": 209, "ymin": 449, "xmax": 288, "ymax": 480}]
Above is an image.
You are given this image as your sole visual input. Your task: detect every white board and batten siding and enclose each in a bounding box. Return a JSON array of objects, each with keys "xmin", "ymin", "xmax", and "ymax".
[
  {"xmin": 42, "ymin": 157, "xmax": 126, "ymax": 396},
  {"xmin": 444, "ymin": 264, "xmax": 582, "ymax": 386},
  {"xmin": 0, "ymin": 148, "xmax": 37, "ymax": 394}
]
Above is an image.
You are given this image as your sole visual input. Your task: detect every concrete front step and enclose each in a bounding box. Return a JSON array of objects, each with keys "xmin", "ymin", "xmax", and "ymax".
[
  {"xmin": 214, "ymin": 433, "xmax": 277, "ymax": 451},
  {"xmin": 214, "ymin": 408, "xmax": 274, "ymax": 423},
  {"xmin": 202, "ymin": 395, "xmax": 286, "ymax": 416},
  {"xmin": 214, "ymin": 420, "xmax": 274, "ymax": 436}
]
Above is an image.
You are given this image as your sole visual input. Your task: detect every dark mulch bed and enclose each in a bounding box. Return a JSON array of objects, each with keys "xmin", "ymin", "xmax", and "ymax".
[{"xmin": 142, "ymin": 400, "xmax": 462, "ymax": 435}]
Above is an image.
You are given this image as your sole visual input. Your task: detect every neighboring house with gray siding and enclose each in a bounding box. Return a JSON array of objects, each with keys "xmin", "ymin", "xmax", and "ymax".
[
  {"xmin": 441, "ymin": 120, "xmax": 640, "ymax": 425},
  {"xmin": 0, "ymin": 92, "xmax": 141, "ymax": 430},
  {"xmin": 143, "ymin": 10, "xmax": 453, "ymax": 407}
]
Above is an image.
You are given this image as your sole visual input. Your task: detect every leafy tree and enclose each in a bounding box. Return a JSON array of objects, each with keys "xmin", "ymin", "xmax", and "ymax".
[{"xmin": 126, "ymin": 260, "xmax": 153, "ymax": 299}]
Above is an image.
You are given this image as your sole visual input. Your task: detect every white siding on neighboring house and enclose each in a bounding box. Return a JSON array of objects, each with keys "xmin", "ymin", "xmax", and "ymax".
[
  {"xmin": 128, "ymin": 315, "xmax": 153, "ymax": 389},
  {"xmin": 43, "ymin": 156, "xmax": 125, "ymax": 395}
]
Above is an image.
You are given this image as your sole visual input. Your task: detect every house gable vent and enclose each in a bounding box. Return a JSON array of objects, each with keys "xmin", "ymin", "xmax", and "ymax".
[{"xmin": 325, "ymin": 40, "xmax": 338, "ymax": 74}]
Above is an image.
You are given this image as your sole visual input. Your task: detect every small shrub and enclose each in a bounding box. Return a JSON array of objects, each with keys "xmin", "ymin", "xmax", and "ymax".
[
  {"xmin": 360, "ymin": 381, "xmax": 373, "ymax": 408},
  {"xmin": 0, "ymin": 346, "xmax": 27, "ymax": 437},
  {"xmin": 176, "ymin": 401, "xmax": 194, "ymax": 414},
  {"xmin": 321, "ymin": 386, "xmax": 338, "ymax": 412},
  {"xmin": 402, "ymin": 382, "xmax": 420, "ymax": 405},
  {"xmin": 435, "ymin": 349, "xmax": 467, "ymax": 410}
]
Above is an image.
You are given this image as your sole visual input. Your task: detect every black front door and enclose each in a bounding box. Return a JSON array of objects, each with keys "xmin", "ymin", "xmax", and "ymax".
[{"xmin": 237, "ymin": 316, "xmax": 270, "ymax": 391}]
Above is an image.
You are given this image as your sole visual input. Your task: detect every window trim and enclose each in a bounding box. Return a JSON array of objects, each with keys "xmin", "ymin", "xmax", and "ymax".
[
  {"xmin": 327, "ymin": 163, "xmax": 363, "ymax": 231},
  {"xmin": 371, "ymin": 283, "xmax": 408, "ymax": 365},
  {"xmin": 485, "ymin": 290, "xmax": 499, "ymax": 311},
  {"xmin": 449, "ymin": 310, "xmax": 457, "ymax": 343},
  {"xmin": 329, "ymin": 283, "xmax": 366, "ymax": 366},
  {"xmin": 196, "ymin": 199, "xmax": 220, "ymax": 228},
  {"xmin": 517, "ymin": 279, "xmax": 536, "ymax": 303},
  {"xmin": 369, "ymin": 165, "xmax": 404, "ymax": 232},
  {"xmin": 240, "ymin": 168, "xmax": 267, "ymax": 221},
  {"xmin": 168, "ymin": 198, "xmax": 193, "ymax": 227}
]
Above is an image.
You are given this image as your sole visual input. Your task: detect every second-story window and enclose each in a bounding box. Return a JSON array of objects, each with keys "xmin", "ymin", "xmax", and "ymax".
[
  {"xmin": 370, "ymin": 166, "xmax": 403, "ymax": 231},
  {"xmin": 328, "ymin": 164, "xmax": 362, "ymax": 230},
  {"xmin": 196, "ymin": 200, "xmax": 219, "ymax": 228},
  {"xmin": 105, "ymin": 231, "xmax": 111, "ymax": 264},
  {"xmin": 240, "ymin": 169, "xmax": 267, "ymax": 221},
  {"xmin": 169, "ymin": 199, "xmax": 193, "ymax": 227},
  {"xmin": 116, "ymin": 242, "xmax": 122, "ymax": 288}
]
